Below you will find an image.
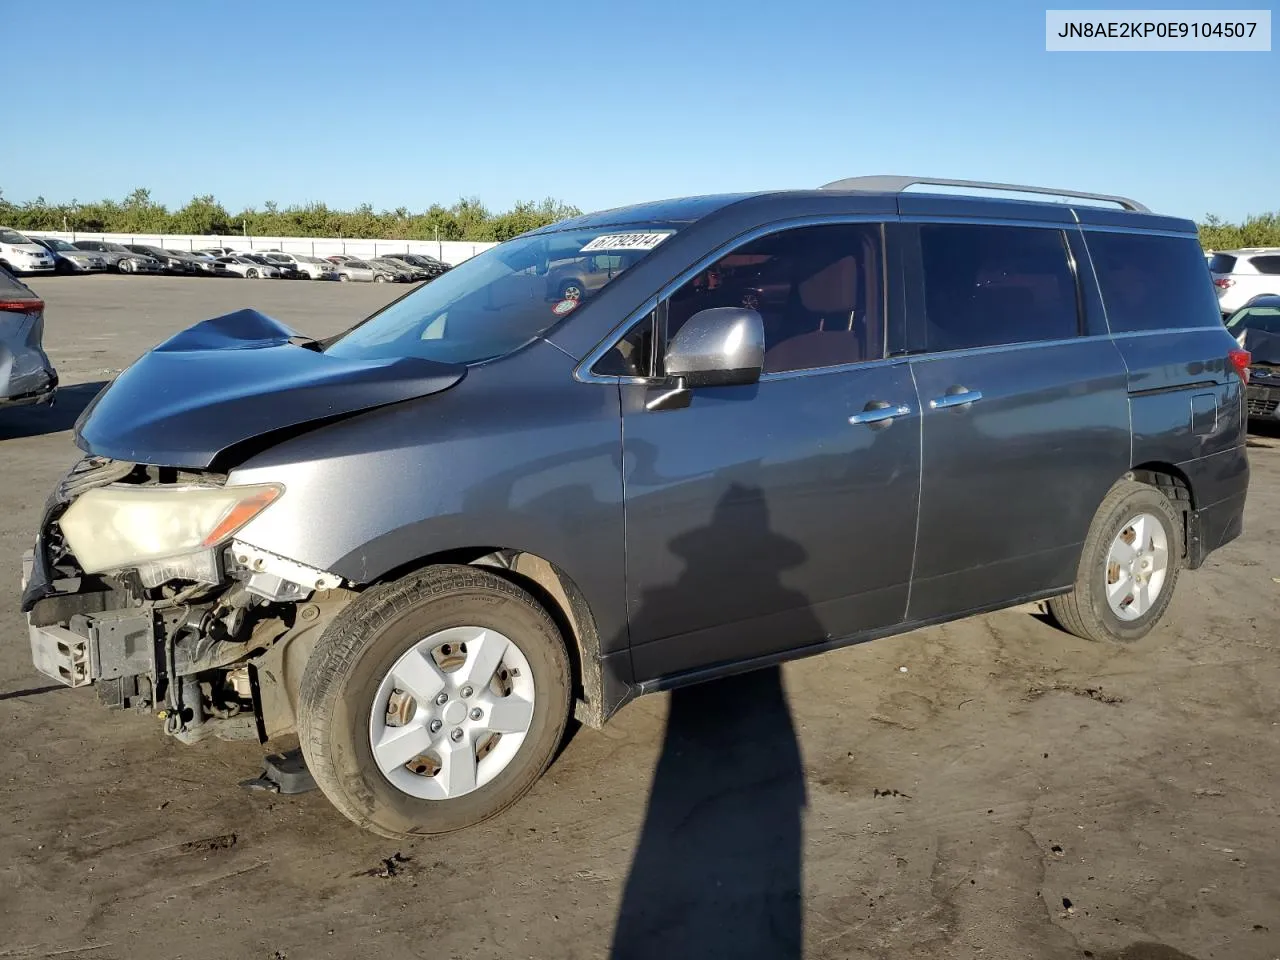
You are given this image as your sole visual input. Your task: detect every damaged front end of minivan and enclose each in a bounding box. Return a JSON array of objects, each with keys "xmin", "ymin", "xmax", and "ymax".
[{"xmin": 20, "ymin": 307, "xmax": 464, "ymax": 746}]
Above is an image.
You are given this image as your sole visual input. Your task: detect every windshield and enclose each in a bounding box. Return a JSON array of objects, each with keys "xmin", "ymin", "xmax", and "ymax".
[
  {"xmin": 44, "ymin": 238, "xmax": 76, "ymax": 251},
  {"xmin": 1227, "ymin": 306, "xmax": 1280, "ymax": 335},
  {"xmin": 327, "ymin": 225, "xmax": 675, "ymax": 364},
  {"xmin": 0, "ymin": 228, "xmax": 32, "ymax": 244}
]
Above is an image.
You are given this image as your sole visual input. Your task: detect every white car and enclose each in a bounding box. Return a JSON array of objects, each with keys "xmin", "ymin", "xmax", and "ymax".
[
  {"xmin": 259, "ymin": 252, "xmax": 337, "ymax": 280},
  {"xmin": 1209, "ymin": 248, "xmax": 1280, "ymax": 316},
  {"xmin": 215, "ymin": 255, "xmax": 280, "ymax": 279},
  {"xmin": 0, "ymin": 227, "xmax": 56, "ymax": 274}
]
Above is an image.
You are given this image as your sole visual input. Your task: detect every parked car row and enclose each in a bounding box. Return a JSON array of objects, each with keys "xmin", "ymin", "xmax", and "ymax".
[
  {"xmin": 323, "ymin": 253, "xmax": 451, "ymax": 283},
  {"xmin": 0, "ymin": 227, "xmax": 453, "ymax": 284}
]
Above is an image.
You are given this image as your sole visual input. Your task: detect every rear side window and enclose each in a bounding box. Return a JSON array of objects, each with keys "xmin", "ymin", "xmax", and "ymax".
[
  {"xmin": 1208, "ymin": 253, "xmax": 1238, "ymax": 273},
  {"xmin": 918, "ymin": 224, "xmax": 1079, "ymax": 351},
  {"xmin": 1249, "ymin": 255, "xmax": 1280, "ymax": 275},
  {"xmin": 1087, "ymin": 232, "xmax": 1220, "ymax": 332}
]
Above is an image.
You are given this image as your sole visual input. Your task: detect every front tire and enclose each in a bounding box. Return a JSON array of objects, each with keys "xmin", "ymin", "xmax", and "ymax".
[
  {"xmin": 298, "ymin": 565, "xmax": 571, "ymax": 838},
  {"xmin": 1049, "ymin": 479, "xmax": 1183, "ymax": 644}
]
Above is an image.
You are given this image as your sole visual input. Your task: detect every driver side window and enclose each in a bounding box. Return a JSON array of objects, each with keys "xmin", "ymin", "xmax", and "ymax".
[
  {"xmin": 668, "ymin": 223, "xmax": 883, "ymax": 375},
  {"xmin": 592, "ymin": 223, "xmax": 884, "ymax": 379}
]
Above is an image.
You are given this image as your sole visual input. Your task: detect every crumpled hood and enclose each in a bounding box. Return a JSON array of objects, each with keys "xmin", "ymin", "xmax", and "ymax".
[
  {"xmin": 74, "ymin": 308, "xmax": 465, "ymax": 469},
  {"xmin": 1238, "ymin": 326, "xmax": 1280, "ymax": 367}
]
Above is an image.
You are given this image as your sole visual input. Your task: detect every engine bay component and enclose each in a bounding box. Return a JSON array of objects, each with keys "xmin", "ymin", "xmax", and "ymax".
[{"xmin": 231, "ymin": 541, "xmax": 343, "ymax": 599}]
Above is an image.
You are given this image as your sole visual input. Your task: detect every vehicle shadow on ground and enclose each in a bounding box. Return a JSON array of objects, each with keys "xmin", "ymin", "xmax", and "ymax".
[
  {"xmin": 0, "ymin": 380, "xmax": 108, "ymax": 441},
  {"xmin": 1246, "ymin": 421, "xmax": 1280, "ymax": 448},
  {"xmin": 0, "ymin": 684, "xmax": 67, "ymax": 702},
  {"xmin": 610, "ymin": 484, "xmax": 809, "ymax": 960}
]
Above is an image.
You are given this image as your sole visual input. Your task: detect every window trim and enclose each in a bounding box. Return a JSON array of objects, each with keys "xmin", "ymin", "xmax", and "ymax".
[
  {"xmin": 902, "ymin": 220, "xmax": 1085, "ymax": 356},
  {"xmin": 577, "ymin": 214, "xmax": 894, "ymax": 384}
]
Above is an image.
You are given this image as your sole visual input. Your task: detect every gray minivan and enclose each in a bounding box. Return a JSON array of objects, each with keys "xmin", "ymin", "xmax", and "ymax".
[{"xmin": 21, "ymin": 177, "xmax": 1250, "ymax": 837}]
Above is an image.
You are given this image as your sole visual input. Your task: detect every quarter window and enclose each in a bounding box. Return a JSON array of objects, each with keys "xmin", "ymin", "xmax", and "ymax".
[
  {"xmin": 918, "ymin": 224, "xmax": 1079, "ymax": 351},
  {"xmin": 593, "ymin": 311, "xmax": 656, "ymax": 377},
  {"xmin": 1087, "ymin": 232, "xmax": 1220, "ymax": 332},
  {"xmin": 1250, "ymin": 255, "xmax": 1280, "ymax": 276},
  {"xmin": 663, "ymin": 224, "xmax": 884, "ymax": 375}
]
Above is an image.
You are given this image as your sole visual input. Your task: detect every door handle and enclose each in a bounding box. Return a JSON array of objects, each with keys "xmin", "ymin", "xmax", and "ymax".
[
  {"xmin": 849, "ymin": 402, "xmax": 912, "ymax": 425},
  {"xmin": 928, "ymin": 388, "xmax": 983, "ymax": 410}
]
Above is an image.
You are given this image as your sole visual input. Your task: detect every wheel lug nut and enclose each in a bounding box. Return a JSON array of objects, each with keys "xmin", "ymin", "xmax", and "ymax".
[
  {"xmin": 435, "ymin": 692, "xmax": 448, "ymax": 705},
  {"xmin": 470, "ymin": 708, "xmax": 482, "ymax": 720},
  {"xmin": 450, "ymin": 728, "xmax": 464, "ymax": 742},
  {"xmin": 460, "ymin": 685, "xmax": 474, "ymax": 699},
  {"xmin": 429, "ymin": 719, "xmax": 442, "ymax": 734}
]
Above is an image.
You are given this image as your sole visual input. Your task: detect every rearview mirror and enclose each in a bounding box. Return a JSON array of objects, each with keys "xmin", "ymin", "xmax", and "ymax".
[{"xmin": 664, "ymin": 307, "xmax": 765, "ymax": 388}]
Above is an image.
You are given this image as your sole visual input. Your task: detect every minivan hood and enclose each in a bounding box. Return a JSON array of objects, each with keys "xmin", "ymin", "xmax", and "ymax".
[{"xmin": 74, "ymin": 308, "xmax": 466, "ymax": 469}]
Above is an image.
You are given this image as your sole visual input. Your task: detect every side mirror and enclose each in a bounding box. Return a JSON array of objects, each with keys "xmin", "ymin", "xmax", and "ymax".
[{"xmin": 664, "ymin": 307, "xmax": 765, "ymax": 388}]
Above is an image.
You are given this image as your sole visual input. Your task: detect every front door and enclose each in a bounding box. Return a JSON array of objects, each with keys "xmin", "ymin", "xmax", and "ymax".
[{"xmin": 616, "ymin": 222, "xmax": 922, "ymax": 681}]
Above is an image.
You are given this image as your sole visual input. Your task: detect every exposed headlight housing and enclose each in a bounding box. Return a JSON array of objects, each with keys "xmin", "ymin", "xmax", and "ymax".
[{"xmin": 58, "ymin": 483, "xmax": 282, "ymax": 583}]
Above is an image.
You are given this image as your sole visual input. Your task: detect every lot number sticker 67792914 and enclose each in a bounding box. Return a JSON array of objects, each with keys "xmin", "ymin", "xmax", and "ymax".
[{"xmin": 580, "ymin": 232, "xmax": 673, "ymax": 253}]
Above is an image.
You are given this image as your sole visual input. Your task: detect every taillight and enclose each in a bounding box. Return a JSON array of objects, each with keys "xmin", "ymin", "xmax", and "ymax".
[
  {"xmin": 1213, "ymin": 277, "xmax": 1235, "ymax": 289},
  {"xmin": 0, "ymin": 299, "xmax": 42, "ymax": 313},
  {"xmin": 1228, "ymin": 348, "xmax": 1251, "ymax": 384}
]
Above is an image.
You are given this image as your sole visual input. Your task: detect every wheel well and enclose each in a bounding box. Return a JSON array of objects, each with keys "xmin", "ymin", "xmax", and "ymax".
[
  {"xmin": 1129, "ymin": 463, "xmax": 1194, "ymax": 509},
  {"xmin": 372, "ymin": 547, "xmax": 603, "ymax": 728},
  {"xmin": 1128, "ymin": 463, "xmax": 1194, "ymax": 556}
]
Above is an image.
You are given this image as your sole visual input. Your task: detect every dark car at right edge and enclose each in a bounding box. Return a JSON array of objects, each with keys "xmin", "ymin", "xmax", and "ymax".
[
  {"xmin": 1225, "ymin": 294, "xmax": 1280, "ymax": 423},
  {"xmin": 19, "ymin": 176, "xmax": 1250, "ymax": 839}
]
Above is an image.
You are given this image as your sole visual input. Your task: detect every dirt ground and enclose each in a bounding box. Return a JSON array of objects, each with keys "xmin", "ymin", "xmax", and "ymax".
[{"xmin": 2, "ymin": 275, "xmax": 1278, "ymax": 960}]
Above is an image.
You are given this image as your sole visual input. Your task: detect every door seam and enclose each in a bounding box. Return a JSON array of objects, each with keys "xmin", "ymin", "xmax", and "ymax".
[{"xmin": 904, "ymin": 361, "xmax": 924, "ymax": 620}]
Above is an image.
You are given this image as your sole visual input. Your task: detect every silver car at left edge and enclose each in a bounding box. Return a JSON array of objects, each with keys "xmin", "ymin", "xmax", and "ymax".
[{"xmin": 0, "ymin": 265, "xmax": 57, "ymax": 408}]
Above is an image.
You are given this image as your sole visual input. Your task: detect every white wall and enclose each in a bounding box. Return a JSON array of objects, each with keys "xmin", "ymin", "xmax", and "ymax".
[{"xmin": 19, "ymin": 230, "xmax": 496, "ymax": 266}]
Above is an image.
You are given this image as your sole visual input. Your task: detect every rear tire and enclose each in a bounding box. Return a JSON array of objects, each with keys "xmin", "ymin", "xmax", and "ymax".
[
  {"xmin": 1049, "ymin": 479, "xmax": 1183, "ymax": 644},
  {"xmin": 298, "ymin": 565, "xmax": 572, "ymax": 838}
]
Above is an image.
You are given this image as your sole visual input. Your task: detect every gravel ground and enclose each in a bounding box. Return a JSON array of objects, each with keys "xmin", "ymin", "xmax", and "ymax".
[{"xmin": 1, "ymin": 275, "xmax": 1278, "ymax": 960}]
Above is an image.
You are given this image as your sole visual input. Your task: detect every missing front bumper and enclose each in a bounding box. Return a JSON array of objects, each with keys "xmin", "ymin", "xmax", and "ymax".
[{"xmin": 22, "ymin": 549, "xmax": 161, "ymax": 689}]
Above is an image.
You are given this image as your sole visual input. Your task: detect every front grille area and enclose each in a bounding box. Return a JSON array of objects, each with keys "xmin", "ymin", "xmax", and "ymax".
[{"xmin": 1247, "ymin": 389, "xmax": 1279, "ymax": 417}]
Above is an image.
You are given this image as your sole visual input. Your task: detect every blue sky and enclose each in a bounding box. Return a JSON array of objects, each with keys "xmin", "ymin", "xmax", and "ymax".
[{"xmin": 4, "ymin": 0, "xmax": 1275, "ymax": 222}]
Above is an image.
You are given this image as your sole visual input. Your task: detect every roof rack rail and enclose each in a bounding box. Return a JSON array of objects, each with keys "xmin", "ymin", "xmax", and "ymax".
[{"xmin": 819, "ymin": 175, "xmax": 1150, "ymax": 213}]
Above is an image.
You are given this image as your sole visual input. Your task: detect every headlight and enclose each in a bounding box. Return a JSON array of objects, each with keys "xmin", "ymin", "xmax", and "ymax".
[{"xmin": 58, "ymin": 483, "xmax": 282, "ymax": 577}]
